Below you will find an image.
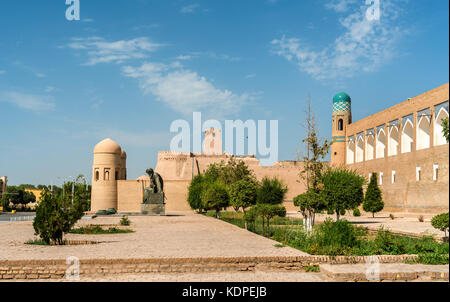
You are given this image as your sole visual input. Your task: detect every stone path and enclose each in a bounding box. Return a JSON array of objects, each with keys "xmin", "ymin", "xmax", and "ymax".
[
  {"xmin": 5, "ymin": 271, "xmax": 329, "ymax": 282},
  {"xmin": 0, "ymin": 212, "xmax": 308, "ymax": 261},
  {"xmin": 321, "ymin": 263, "xmax": 449, "ymax": 282}
]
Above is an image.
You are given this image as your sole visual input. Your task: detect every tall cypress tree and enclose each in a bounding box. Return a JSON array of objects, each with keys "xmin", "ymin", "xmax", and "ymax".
[{"xmin": 363, "ymin": 173, "xmax": 384, "ymax": 218}]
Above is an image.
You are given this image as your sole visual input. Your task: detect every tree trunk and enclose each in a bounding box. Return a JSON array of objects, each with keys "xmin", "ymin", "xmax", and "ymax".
[
  {"xmin": 262, "ymin": 218, "xmax": 265, "ymax": 236},
  {"xmin": 373, "ymin": 213, "xmax": 375, "ymax": 218},
  {"xmin": 336, "ymin": 211, "xmax": 340, "ymax": 221},
  {"xmin": 267, "ymin": 219, "xmax": 270, "ymax": 237},
  {"xmin": 215, "ymin": 210, "xmax": 219, "ymax": 219}
]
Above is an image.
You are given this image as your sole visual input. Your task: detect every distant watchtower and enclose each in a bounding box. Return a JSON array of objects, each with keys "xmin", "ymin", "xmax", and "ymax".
[
  {"xmin": 203, "ymin": 128, "xmax": 223, "ymax": 155},
  {"xmin": 331, "ymin": 92, "xmax": 352, "ymax": 165}
]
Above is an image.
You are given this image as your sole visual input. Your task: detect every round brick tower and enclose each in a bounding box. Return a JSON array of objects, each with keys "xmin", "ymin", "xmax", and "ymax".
[
  {"xmin": 91, "ymin": 138, "xmax": 122, "ymax": 212},
  {"xmin": 331, "ymin": 92, "xmax": 352, "ymax": 166}
]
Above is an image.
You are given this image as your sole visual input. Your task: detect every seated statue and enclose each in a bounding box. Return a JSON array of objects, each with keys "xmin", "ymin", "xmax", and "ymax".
[
  {"xmin": 146, "ymin": 168, "xmax": 164, "ymax": 194},
  {"xmin": 142, "ymin": 168, "xmax": 165, "ymax": 207}
]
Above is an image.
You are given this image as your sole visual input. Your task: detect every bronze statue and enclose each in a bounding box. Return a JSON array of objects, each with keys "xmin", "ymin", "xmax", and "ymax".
[
  {"xmin": 142, "ymin": 168, "xmax": 165, "ymax": 215},
  {"xmin": 146, "ymin": 168, "xmax": 164, "ymax": 194}
]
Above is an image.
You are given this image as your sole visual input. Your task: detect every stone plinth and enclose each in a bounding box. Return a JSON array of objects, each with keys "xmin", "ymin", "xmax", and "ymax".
[{"xmin": 141, "ymin": 192, "xmax": 165, "ymax": 216}]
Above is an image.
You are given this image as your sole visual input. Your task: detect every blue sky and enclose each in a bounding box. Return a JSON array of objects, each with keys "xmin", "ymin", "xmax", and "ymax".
[{"xmin": 0, "ymin": 0, "xmax": 448, "ymax": 185}]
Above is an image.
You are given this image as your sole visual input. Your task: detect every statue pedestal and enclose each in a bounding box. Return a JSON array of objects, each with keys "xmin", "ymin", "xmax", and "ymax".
[{"xmin": 141, "ymin": 192, "xmax": 165, "ymax": 216}]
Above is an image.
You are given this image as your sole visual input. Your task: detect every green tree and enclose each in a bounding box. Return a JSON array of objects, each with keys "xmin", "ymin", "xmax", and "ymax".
[
  {"xmin": 294, "ymin": 190, "xmax": 326, "ymax": 233},
  {"xmin": 363, "ymin": 173, "xmax": 384, "ymax": 217},
  {"xmin": 33, "ymin": 190, "xmax": 84, "ymax": 245},
  {"xmin": 297, "ymin": 96, "xmax": 330, "ymax": 233},
  {"xmin": 257, "ymin": 177, "xmax": 288, "ymax": 205},
  {"xmin": 229, "ymin": 179, "xmax": 258, "ymax": 213},
  {"xmin": 255, "ymin": 204, "xmax": 286, "ymax": 237},
  {"xmin": 188, "ymin": 174, "xmax": 206, "ymax": 212},
  {"xmin": 442, "ymin": 118, "xmax": 449, "ymax": 143},
  {"xmin": 431, "ymin": 212, "xmax": 449, "ymax": 238},
  {"xmin": 201, "ymin": 182, "xmax": 229, "ymax": 218},
  {"xmin": 322, "ymin": 167, "xmax": 365, "ymax": 221},
  {"xmin": 229, "ymin": 179, "xmax": 258, "ymax": 229}
]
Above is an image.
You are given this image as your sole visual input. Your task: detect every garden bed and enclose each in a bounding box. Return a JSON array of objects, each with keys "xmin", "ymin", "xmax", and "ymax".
[{"xmin": 209, "ymin": 211, "xmax": 449, "ymax": 265}]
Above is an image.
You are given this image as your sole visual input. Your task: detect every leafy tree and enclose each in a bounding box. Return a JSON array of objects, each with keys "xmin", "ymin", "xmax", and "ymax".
[
  {"xmin": 294, "ymin": 190, "xmax": 326, "ymax": 233},
  {"xmin": 201, "ymin": 182, "xmax": 229, "ymax": 218},
  {"xmin": 442, "ymin": 118, "xmax": 449, "ymax": 143},
  {"xmin": 363, "ymin": 173, "xmax": 384, "ymax": 217},
  {"xmin": 322, "ymin": 167, "xmax": 365, "ymax": 221},
  {"xmin": 431, "ymin": 212, "xmax": 449, "ymax": 238},
  {"xmin": 188, "ymin": 174, "xmax": 206, "ymax": 212},
  {"xmin": 229, "ymin": 179, "xmax": 258, "ymax": 213},
  {"xmin": 257, "ymin": 177, "xmax": 288, "ymax": 205},
  {"xmin": 297, "ymin": 96, "xmax": 330, "ymax": 233},
  {"xmin": 229, "ymin": 179, "xmax": 258, "ymax": 229},
  {"xmin": 33, "ymin": 190, "xmax": 84, "ymax": 245},
  {"xmin": 256, "ymin": 204, "xmax": 286, "ymax": 236}
]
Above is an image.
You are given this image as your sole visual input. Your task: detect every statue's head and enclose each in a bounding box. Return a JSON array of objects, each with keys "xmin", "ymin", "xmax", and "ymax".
[{"xmin": 146, "ymin": 168, "xmax": 154, "ymax": 176}]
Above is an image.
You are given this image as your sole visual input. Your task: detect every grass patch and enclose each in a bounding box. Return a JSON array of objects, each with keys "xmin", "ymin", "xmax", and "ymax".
[
  {"xmin": 69, "ymin": 225, "xmax": 134, "ymax": 235},
  {"xmin": 274, "ymin": 244, "xmax": 286, "ymax": 248},
  {"xmin": 304, "ymin": 265, "xmax": 320, "ymax": 273},
  {"xmin": 25, "ymin": 239, "xmax": 50, "ymax": 246}
]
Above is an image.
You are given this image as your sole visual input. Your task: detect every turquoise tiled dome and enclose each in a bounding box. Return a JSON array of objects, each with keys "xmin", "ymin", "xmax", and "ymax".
[{"xmin": 333, "ymin": 92, "xmax": 351, "ymax": 112}]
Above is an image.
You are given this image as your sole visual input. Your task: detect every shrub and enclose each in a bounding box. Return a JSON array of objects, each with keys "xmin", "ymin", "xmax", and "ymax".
[
  {"xmin": 431, "ymin": 213, "xmax": 449, "ymax": 237},
  {"xmin": 373, "ymin": 228, "xmax": 406, "ymax": 255},
  {"xmin": 353, "ymin": 208, "xmax": 361, "ymax": 217},
  {"xmin": 120, "ymin": 215, "xmax": 131, "ymax": 226},
  {"xmin": 187, "ymin": 174, "xmax": 205, "ymax": 212},
  {"xmin": 33, "ymin": 191, "xmax": 84, "ymax": 245},
  {"xmin": 418, "ymin": 215, "xmax": 424, "ymax": 223},
  {"xmin": 257, "ymin": 177, "xmax": 288, "ymax": 205},
  {"xmin": 312, "ymin": 218, "xmax": 366, "ymax": 255},
  {"xmin": 201, "ymin": 182, "xmax": 229, "ymax": 218},
  {"xmin": 389, "ymin": 214, "xmax": 395, "ymax": 220}
]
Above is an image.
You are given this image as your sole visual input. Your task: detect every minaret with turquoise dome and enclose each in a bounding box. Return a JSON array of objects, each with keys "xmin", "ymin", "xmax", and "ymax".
[{"xmin": 331, "ymin": 92, "xmax": 352, "ymax": 165}]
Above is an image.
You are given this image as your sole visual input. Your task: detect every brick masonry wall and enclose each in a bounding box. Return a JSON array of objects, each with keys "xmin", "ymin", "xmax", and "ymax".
[{"xmin": 0, "ymin": 255, "xmax": 420, "ymax": 280}]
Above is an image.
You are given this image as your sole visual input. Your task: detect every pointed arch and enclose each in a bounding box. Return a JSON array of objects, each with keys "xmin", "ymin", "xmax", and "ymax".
[
  {"xmin": 417, "ymin": 115, "xmax": 431, "ymax": 150},
  {"xmin": 356, "ymin": 135, "xmax": 364, "ymax": 163},
  {"xmin": 388, "ymin": 125, "xmax": 399, "ymax": 157},
  {"xmin": 347, "ymin": 138, "xmax": 355, "ymax": 164},
  {"xmin": 376, "ymin": 128, "xmax": 386, "ymax": 159},
  {"xmin": 366, "ymin": 133, "xmax": 375, "ymax": 161},
  {"xmin": 401, "ymin": 119, "xmax": 414, "ymax": 153},
  {"xmin": 434, "ymin": 106, "xmax": 449, "ymax": 146}
]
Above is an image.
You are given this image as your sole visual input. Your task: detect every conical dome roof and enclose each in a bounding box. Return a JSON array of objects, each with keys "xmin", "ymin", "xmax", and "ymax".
[{"xmin": 94, "ymin": 138, "xmax": 122, "ymax": 154}]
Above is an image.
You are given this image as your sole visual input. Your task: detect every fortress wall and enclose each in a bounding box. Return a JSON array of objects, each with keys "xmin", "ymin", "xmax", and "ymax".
[
  {"xmin": 117, "ymin": 180, "xmax": 144, "ymax": 213},
  {"xmin": 348, "ymin": 144, "xmax": 449, "ymax": 213},
  {"xmin": 346, "ymin": 83, "xmax": 449, "ymax": 136},
  {"xmin": 164, "ymin": 180, "xmax": 192, "ymax": 212}
]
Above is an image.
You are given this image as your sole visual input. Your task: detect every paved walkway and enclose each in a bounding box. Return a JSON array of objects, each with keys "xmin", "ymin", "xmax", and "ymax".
[{"xmin": 0, "ymin": 212, "xmax": 308, "ymax": 261}]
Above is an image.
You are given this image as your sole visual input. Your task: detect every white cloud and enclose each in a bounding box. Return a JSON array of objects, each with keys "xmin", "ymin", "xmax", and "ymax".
[
  {"xmin": 271, "ymin": 0, "xmax": 404, "ymax": 80},
  {"xmin": 0, "ymin": 70, "xmax": 5, "ymax": 75},
  {"xmin": 245, "ymin": 74, "xmax": 256, "ymax": 79},
  {"xmin": 325, "ymin": 0, "xmax": 358, "ymax": 12},
  {"xmin": 180, "ymin": 4, "xmax": 200, "ymax": 14},
  {"xmin": 0, "ymin": 92, "xmax": 55, "ymax": 112},
  {"xmin": 123, "ymin": 62, "xmax": 253, "ymax": 117},
  {"xmin": 66, "ymin": 37, "xmax": 163, "ymax": 65},
  {"xmin": 44, "ymin": 86, "xmax": 57, "ymax": 93}
]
